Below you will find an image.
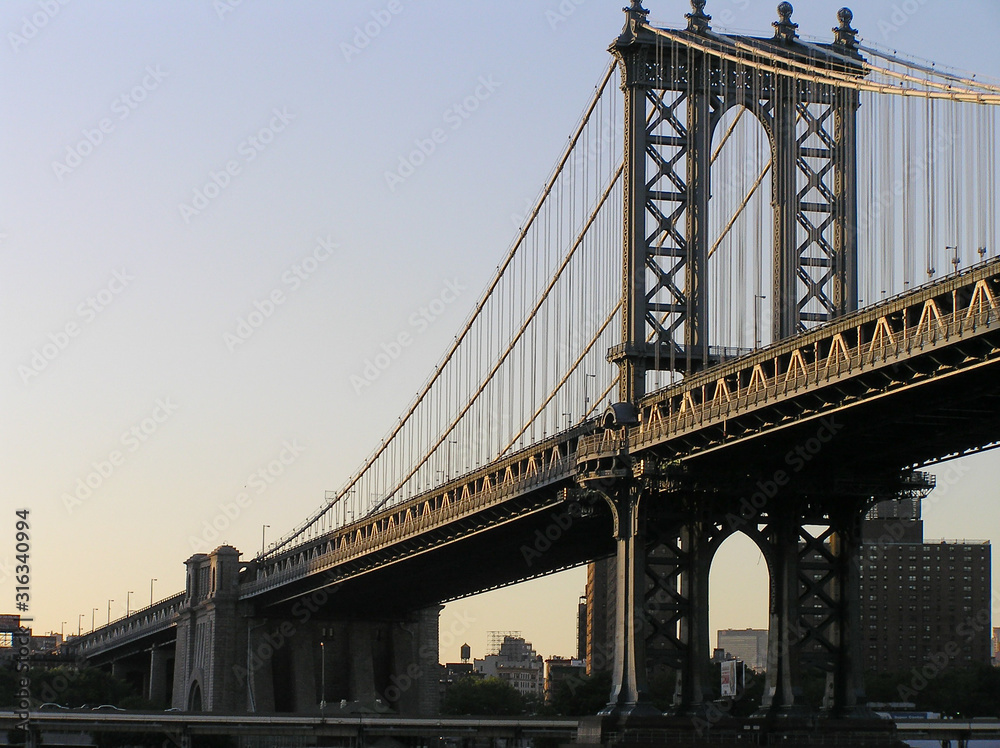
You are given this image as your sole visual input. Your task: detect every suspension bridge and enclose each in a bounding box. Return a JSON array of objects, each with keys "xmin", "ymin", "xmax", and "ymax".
[{"xmin": 63, "ymin": 1, "xmax": 1000, "ymax": 740}]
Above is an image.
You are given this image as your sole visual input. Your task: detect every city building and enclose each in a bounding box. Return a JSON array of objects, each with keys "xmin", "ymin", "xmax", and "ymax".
[
  {"xmin": 585, "ymin": 558, "xmax": 615, "ymax": 675},
  {"xmin": 860, "ymin": 497, "xmax": 992, "ymax": 673},
  {"xmin": 717, "ymin": 629, "xmax": 768, "ymax": 673},
  {"xmin": 544, "ymin": 657, "xmax": 587, "ymax": 702},
  {"xmin": 474, "ymin": 635, "xmax": 544, "ymax": 699}
]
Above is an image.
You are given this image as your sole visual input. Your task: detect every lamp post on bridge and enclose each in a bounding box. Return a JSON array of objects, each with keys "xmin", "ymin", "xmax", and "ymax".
[
  {"xmin": 126, "ymin": 590, "xmax": 134, "ymax": 617},
  {"xmin": 78, "ymin": 614, "xmax": 84, "ymax": 636},
  {"xmin": 583, "ymin": 373, "xmax": 596, "ymax": 418},
  {"xmin": 446, "ymin": 439, "xmax": 457, "ymax": 480},
  {"xmin": 150, "ymin": 578, "xmax": 157, "ymax": 607},
  {"xmin": 754, "ymin": 295, "xmax": 767, "ymax": 349},
  {"xmin": 107, "ymin": 599, "xmax": 113, "ymax": 625},
  {"xmin": 261, "ymin": 524, "xmax": 270, "ymax": 555},
  {"xmin": 92, "ymin": 607, "xmax": 98, "ymax": 633}
]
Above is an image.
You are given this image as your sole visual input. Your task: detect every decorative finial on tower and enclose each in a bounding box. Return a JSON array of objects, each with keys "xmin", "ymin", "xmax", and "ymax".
[
  {"xmin": 833, "ymin": 7, "xmax": 859, "ymax": 52},
  {"xmin": 625, "ymin": 0, "xmax": 649, "ymax": 26},
  {"xmin": 617, "ymin": 0, "xmax": 649, "ymax": 46},
  {"xmin": 773, "ymin": 2, "xmax": 798, "ymax": 42},
  {"xmin": 686, "ymin": 0, "xmax": 712, "ymax": 34}
]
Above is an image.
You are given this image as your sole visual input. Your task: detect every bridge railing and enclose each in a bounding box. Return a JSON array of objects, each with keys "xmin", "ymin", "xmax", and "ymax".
[
  {"xmin": 618, "ymin": 260, "xmax": 1000, "ymax": 455},
  {"xmin": 74, "ymin": 592, "xmax": 185, "ymax": 656},
  {"xmin": 242, "ymin": 438, "xmax": 583, "ymax": 597}
]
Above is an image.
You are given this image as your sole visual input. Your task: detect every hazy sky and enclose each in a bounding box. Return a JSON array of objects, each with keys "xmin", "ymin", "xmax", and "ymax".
[{"xmin": 3, "ymin": 0, "xmax": 1000, "ymax": 665}]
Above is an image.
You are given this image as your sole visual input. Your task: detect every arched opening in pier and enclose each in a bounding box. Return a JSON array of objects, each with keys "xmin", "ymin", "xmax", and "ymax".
[{"xmin": 708, "ymin": 530, "xmax": 770, "ymax": 706}]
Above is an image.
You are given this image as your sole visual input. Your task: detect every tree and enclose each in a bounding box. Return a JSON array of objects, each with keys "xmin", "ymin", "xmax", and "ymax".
[
  {"xmin": 545, "ymin": 670, "xmax": 612, "ymax": 716},
  {"xmin": 442, "ymin": 676, "xmax": 525, "ymax": 716}
]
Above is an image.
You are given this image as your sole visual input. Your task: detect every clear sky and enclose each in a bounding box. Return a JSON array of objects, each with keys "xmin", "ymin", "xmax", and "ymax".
[{"xmin": 3, "ymin": 0, "xmax": 1000, "ymax": 665}]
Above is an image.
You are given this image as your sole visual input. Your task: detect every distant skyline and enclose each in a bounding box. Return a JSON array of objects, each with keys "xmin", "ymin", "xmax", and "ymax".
[{"xmin": 2, "ymin": 0, "xmax": 999, "ymax": 665}]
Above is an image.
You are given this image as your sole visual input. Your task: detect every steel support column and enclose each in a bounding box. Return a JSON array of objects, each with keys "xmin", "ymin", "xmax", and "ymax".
[
  {"xmin": 600, "ymin": 483, "xmax": 659, "ymax": 717},
  {"xmin": 772, "ymin": 73, "xmax": 800, "ymax": 340},
  {"xmin": 761, "ymin": 503, "xmax": 807, "ymax": 715},
  {"xmin": 824, "ymin": 499, "xmax": 868, "ymax": 716},
  {"xmin": 685, "ymin": 55, "xmax": 712, "ymax": 373},
  {"xmin": 669, "ymin": 522, "xmax": 714, "ymax": 715}
]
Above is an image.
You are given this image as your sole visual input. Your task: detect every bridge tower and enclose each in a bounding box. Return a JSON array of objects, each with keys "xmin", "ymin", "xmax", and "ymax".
[
  {"xmin": 592, "ymin": 0, "xmax": 873, "ymax": 721},
  {"xmin": 610, "ymin": 0, "xmax": 861, "ymax": 390}
]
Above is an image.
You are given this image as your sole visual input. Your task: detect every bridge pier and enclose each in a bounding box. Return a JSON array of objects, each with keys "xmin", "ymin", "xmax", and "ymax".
[
  {"xmin": 148, "ymin": 644, "xmax": 172, "ymax": 707},
  {"xmin": 173, "ymin": 546, "xmax": 245, "ymax": 711},
  {"xmin": 761, "ymin": 505, "xmax": 809, "ymax": 716},
  {"xmin": 599, "ymin": 484, "xmax": 660, "ymax": 717},
  {"xmin": 173, "ymin": 546, "xmax": 440, "ymax": 714}
]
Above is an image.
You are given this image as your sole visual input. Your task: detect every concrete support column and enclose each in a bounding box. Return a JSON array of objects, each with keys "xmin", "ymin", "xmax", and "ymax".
[
  {"xmin": 290, "ymin": 626, "xmax": 317, "ymax": 711},
  {"xmin": 348, "ymin": 621, "xmax": 377, "ymax": 705},
  {"xmin": 246, "ymin": 621, "xmax": 276, "ymax": 712},
  {"xmin": 387, "ymin": 606, "xmax": 442, "ymax": 716},
  {"xmin": 416, "ymin": 607, "xmax": 441, "ymax": 716},
  {"xmin": 149, "ymin": 645, "xmax": 169, "ymax": 707}
]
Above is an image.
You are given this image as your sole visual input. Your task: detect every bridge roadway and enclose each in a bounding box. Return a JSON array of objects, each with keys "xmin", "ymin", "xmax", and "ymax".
[
  {"xmin": 0, "ymin": 710, "xmax": 578, "ymax": 745},
  {"xmin": 5, "ymin": 711, "xmax": 1000, "ymax": 746},
  {"xmin": 77, "ymin": 256, "xmax": 1000, "ymax": 662}
]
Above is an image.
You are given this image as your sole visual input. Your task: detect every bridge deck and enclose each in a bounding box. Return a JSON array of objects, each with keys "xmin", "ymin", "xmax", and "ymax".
[{"xmin": 76, "ymin": 259, "xmax": 1000, "ymax": 657}]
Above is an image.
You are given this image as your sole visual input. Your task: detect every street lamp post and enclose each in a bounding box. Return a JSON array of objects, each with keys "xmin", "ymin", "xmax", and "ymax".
[
  {"xmin": 262, "ymin": 524, "xmax": 270, "ymax": 555},
  {"xmin": 126, "ymin": 591, "xmax": 134, "ymax": 617},
  {"xmin": 60, "ymin": 621, "xmax": 66, "ymax": 638},
  {"xmin": 107, "ymin": 600, "xmax": 113, "ymax": 625},
  {"xmin": 78, "ymin": 614, "xmax": 84, "ymax": 636},
  {"xmin": 754, "ymin": 295, "xmax": 767, "ymax": 349},
  {"xmin": 320, "ymin": 641, "xmax": 326, "ymax": 711},
  {"xmin": 150, "ymin": 578, "xmax": 157, "ymax": 607},
  {"xmin": 92, "ymin": 608, "xmax": 99, "ymax": 633}
]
